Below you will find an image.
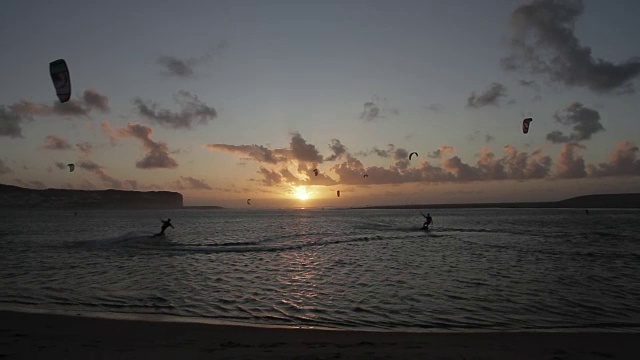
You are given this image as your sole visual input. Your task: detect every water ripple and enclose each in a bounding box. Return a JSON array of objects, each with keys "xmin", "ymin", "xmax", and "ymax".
[{"xmin": 1, "ymin": 208, "xmax": 640, "ymax": 331}]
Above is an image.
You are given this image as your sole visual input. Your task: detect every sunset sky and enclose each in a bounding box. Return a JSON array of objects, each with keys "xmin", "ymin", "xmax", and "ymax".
[{"xmin": 1, "ymin": 0, "xmax": 640, "ymax": 207}]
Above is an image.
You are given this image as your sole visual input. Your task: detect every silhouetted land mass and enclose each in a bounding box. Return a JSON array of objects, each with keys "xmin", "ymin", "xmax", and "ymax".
[
  {"xmin": 0, "ymin": 184, "xmax": 183, "ymax": 210},
  {"xmin": 352, "ymin": 193, "xmax": 640, "ymax": 210}
]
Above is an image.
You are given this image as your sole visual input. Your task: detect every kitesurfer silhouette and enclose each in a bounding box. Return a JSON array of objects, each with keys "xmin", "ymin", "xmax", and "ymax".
[
  {"xmin": 421, "ymin": 212, "xmax": 432, "ymax": 230},
  {"xmin": 158, "ymin": 218, "xmax": 174, "ymax": 236}
]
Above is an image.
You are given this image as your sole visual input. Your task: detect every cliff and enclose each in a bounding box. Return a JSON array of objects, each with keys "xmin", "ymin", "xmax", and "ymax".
[{"xmin": 0, "ymin": 184, "xmax": 183, "ymax": 210}]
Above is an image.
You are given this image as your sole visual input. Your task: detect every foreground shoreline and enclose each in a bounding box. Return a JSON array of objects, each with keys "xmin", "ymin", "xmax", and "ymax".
[{"xmin": 1, "ymin": 310, "xmax": 639, "ymax": 359}]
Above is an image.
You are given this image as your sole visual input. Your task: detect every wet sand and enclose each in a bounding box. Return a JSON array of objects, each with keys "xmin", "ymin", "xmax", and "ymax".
[{"xmin": 1, "ymin": 310, "xmax": 638, "ymax": 359}]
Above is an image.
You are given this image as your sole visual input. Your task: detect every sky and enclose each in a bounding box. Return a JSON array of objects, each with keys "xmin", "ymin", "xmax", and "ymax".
[{"xmin": 1, "ymin": 0, "xmax": 640, "ymax": 208}]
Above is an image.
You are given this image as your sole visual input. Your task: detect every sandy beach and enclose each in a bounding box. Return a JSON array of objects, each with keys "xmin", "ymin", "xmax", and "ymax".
[{"xmin": 0, "ymin": 310, "xmax": 638, "ymax": 359}]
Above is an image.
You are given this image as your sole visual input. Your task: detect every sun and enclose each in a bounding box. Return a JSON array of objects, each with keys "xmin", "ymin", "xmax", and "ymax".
[{"xmin": 293, "ymin": 186, "xmax": 310, "ymax": 201}]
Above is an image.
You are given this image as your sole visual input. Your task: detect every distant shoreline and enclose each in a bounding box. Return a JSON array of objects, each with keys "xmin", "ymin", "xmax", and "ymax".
[
  {"xmin": 182, "ymin": 206, "xmax": 225, "ymax": 210},
  {"xmin": 0, "ymin": 183, "xmax": 183, "ymax": 210},
  {"xmin": 2, "ymin": 183, "xmax": 639, "ymax": 210},
  {"xmin": 351, "ymin": 193, "xmax": 640, "ymax": 210}
]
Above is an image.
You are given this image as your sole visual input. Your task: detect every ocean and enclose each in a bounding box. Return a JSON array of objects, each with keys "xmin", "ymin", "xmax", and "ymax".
[{"xmin": 1, "ymin": 208, "xmax": 639, "ymax": 332}]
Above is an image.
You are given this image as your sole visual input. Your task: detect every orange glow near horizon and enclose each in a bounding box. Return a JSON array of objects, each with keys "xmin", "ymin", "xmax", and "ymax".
[{"xmin": 293, "ymin": 186, "xmax": 311, "ymax": 201}]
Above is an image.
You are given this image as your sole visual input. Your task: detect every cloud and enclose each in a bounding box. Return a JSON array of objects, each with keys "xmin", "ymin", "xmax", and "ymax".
[
  {"xmin": 325, "ymin": 139, "xmax": 347, "ymax": 161},
  {"xmin": 466, "ymin": 83, "xmax": 508, "ymax": 108},
  {"xmin": 133, "ymin": 90, "xmax": 217, "ymax": 129},
  {"xmin": 215, "ymin": 133, "xmax": 640, "ymax": 189},
  {"xmin": 95, "ymin": 171, "xmax": 124, "ymax": 189},
  {"xmin": 289, "ymin": 132, "xmax": 323, "ymax": 163},
  {"xmin": 252, "ymin": 142, "xmax": 340, "ymax": 186},
  {"xmin": 82, "ymin": 89, "xmax": 110, "ymax": 113},
  {"xmin": 279, "ymin": 168, "xmax": 302, "ymax": 185},
  {"xmin": 116, "ymin": 123, "xmax": 178, "ymax": 169},
  {"xmin": 207, "ymin": 132, "xmax": 323, "ymax": 165},
  {"xmin": 157, "ymin": 56, "xmax": 196, "ymax": 78},
  {"xmin": 205, "ymin": 144, "xmax": 286, "ymax": 164},
  {"xmin": 497, "ymin": 145, "xmax": 552, "ymax": 180},
  {"xmin": 255, "ymin": 167, "xmax": 282, "ymax": 186},
  {"xmin": 306, "ymin": 172, "xmax": 339, "ymax": 187},
  {"xmin": 173, "ymin": 176, "xmax": 213, "ymax": 190},
  {"xmin": 555, "ymin": 143, "xmax": 587, "ymax": 178},
  {"xmin": 157, "ymin": 41, "xmax": 228, "ymax": 78},
  {"xmin": 442, "ymin": 156, "xmax": 482, "ymax": 182},
  {"xmin": 359, "ymin": 96, "xmax": 399, "ymax": 121},
  {"xmin": 587, "ymin": 141, "xmax": 640, "ymax": 177},
  {"xmin": 10, "ymin": 96, "xmax": 102, "ymax": 118},
  {"xmin": 428, "ymin": 145, "xmax": 455, "ymax": 159},
  {"xmin": 360, "ymin": 144, "xmax": 413, "ymax": 170},
  {"xmin": 210, "ymin": 135, "xmax": 640, "ymax": 187},
  {"xmin": 330, "ymin": 145, "xmax": 552, "ymax": 185},
  {"xmin": 393, "ymin": 148, "xmax": 409, "ymax": 161},
  {"xmin": 75, "ymin": 160, "xmax": 128, "ymax": 189},
  {"xmin": 502, "ymin": 0, "xmax": 640, "ymax": 94},
  {"xmin": 101, "ymin": 120, "xmax": 118, "ymax": 146},
  {"xmin": 518, "ymin": 79, "xmax": 540, "ymax": 91},
  {"xmin": 370, "ymin": 144, "xmax": 396, "ymax": 158},
  {"xmin": 546, "ymin": 102, "xmax": 604, "ymax": 143},
  {"xmin": 42, "ymin": 135, "xmax": 71, "ymax": 150},
  {"xmin": 14, "ymin": 89, "xmax": 110, "ymax": 118},
  {"xmin": 332, "ymin": 153, "xmax": 449, "ymax": 185},
  {"xmin": 76, "ymin": 160, "xmax": 102, "ymax": 172},
  {"xmin": 0, "ymin": 106, "xmax": 24, "ymax": 138},
  {"xmin": 1, "ymin": 90, "xmax": 111, "ymax": 138},
  {"xmin": 360, "ymin": 101, "xmax": 381, "ymax": 121},
  {"xmin": 213, "ymin": 186, "xmax": 245, "ymax": 194},
  {"xmin": 76, "ymin": 142, "xmax": 93, "ymax": 155},
  {"xmin": 0, "ymin": 159, "xmax": 12, "ymax": 174}
]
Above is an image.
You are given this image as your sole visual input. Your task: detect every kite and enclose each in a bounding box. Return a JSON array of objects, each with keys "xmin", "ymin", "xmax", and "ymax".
[
  {"xmin": 336, "ymin": 190, "xmax": 340, "ymax": 198},
  {"xmin": 313, "ymin": 169, "xmax": 318, "ymax": 176},
  {"xmin": 363, "ymin": 174, "xmax": 368, "ymax": 178},
  {"xmin": 247, "ymin": 199, "xmax": 251, "ymax": 205},
  {"xmin": 522, "ymin": 118, "xmax": 532, "ymax": 134},
  {"xmin": 67, "ymin": 163, "xmax": 75, "ymax": 172},
  {"xmin": 409, "ymin": 152, "xmax": 418, "ymax": 160},
  {"xmin": 49, "ymin": 59, "xmax": 71, "ymax": 103}
]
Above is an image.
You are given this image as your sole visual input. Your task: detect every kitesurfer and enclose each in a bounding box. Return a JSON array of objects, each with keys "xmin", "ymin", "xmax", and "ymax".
[
  {"xmin": 421, "ymin": 212, "xmax": 432, "ymax": 230},
  {"xmin": 158, "ymin": 218, "xmax": 174, "ymax": 235}
]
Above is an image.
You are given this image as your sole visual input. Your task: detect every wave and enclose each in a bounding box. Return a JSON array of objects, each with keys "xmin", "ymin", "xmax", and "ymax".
[
  {"xmin": 68, "ymin": 230, "xmax": 441, "ymax": 255},
  {"xmin": 65, "ymin": 231, "xmax": 160, "ymax": 248}
]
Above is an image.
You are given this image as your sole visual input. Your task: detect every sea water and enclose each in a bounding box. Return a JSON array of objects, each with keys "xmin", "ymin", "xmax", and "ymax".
[{"xmin": 1, "ymin": 208, "xmax": 639, "ymax": 331}]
